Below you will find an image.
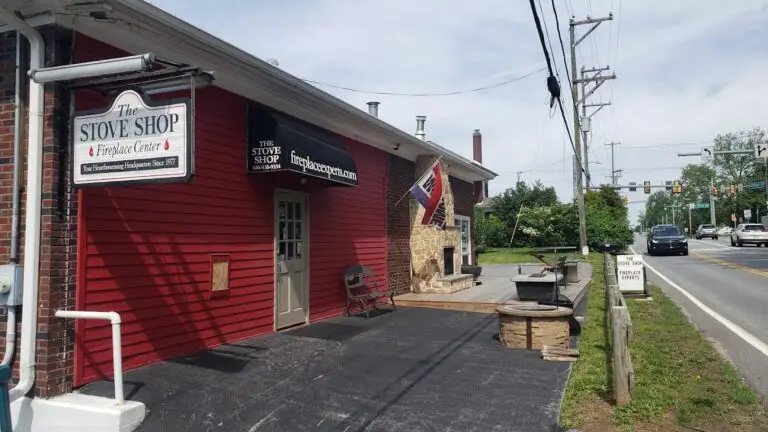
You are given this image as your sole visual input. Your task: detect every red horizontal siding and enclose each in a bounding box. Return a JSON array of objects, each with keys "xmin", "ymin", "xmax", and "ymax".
[
  {"xmin": 77, "ymin": 81, "xmax": 277, "ymax": 385},
  {"xmin": 74, "ymin": 35, "xmax": 389, "ymax": 386},
  {"xmin": 74, "ymin": 35, "xmax": 276, "ymax": 386},
  {"xmin": 308, "ymin": 138, "xmax": 388, "ymax": 321}
]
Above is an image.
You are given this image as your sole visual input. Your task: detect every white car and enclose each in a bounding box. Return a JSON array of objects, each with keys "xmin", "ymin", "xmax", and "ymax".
[
  {"xmin": 730, "ymin": 223, "xmax": 768, "ymax": 247},
  {"xmin": 718, "ymin": 226, "xmax": 733, "ymax": 236}
]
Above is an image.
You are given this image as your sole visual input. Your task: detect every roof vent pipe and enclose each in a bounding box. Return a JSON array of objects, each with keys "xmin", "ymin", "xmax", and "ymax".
[
  {"xmin": 367, "ymin": 101, "xmax": 379, "ymax": 117},
  {"xmin": 415, "ymin": 115, "xmax": 426, "ymax": 141}
]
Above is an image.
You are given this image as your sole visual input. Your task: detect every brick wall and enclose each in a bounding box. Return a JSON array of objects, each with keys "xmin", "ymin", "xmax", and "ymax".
[
  {"xmin": 0, "ymin": 27, "xmax": 76, "ymax": 398},
  {"xmin": 450, "ymin": 176, "xmax": 477, "ymax": 265},
  {"xmin": 386, "ymin": 154, "xmax": 415, "ymax": 295}
]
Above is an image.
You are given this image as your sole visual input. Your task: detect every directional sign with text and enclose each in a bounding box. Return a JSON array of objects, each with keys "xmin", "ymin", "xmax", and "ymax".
[{"xmin": 694, "ymin": 203, "xmax": 710, "ymax": 209}]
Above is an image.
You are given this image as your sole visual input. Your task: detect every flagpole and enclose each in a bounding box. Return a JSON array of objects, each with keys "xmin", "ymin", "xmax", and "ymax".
[{"xmin": 392, "ymin": 154, "xmax": 444, "ymax": 209}]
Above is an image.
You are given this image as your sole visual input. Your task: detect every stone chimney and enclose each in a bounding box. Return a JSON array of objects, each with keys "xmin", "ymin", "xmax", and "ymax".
[
  {"xmin": 415, "ymin": 116, "xmax": 426, "ymax": 141},
  {"xmin": 472, "ymin": 129, "xmax": 482, "ymax": 164},
  {"xmin": 367, "ymin": 101, "xmax": 380, "ymax": 117}
]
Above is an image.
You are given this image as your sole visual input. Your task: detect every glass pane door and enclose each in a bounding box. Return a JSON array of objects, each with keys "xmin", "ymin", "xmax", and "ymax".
[{"xmin": 455, "ymin": 217, "xmax": 471, "ymax": 266}]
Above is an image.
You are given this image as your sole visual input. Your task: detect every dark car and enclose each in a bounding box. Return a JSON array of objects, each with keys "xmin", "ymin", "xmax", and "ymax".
[{"xmin": 647, "ymin": 224, "xmax": 688, "ymax": 256}]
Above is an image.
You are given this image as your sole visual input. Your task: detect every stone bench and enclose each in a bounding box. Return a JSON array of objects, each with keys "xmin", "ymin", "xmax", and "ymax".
[{"xmin": 512, "ymin": 273, "xmax": 564, "ymax": 302}]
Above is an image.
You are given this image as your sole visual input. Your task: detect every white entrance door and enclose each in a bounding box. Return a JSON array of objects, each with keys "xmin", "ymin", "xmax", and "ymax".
[{"xmin": 275, "ymin": 191, "xmax": 309, "ymax": 329}]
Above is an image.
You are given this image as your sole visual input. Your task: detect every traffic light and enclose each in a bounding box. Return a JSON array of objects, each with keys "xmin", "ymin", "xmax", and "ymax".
[
  {"xmin": 665, "ymin": 180, "xmax": 673, "ymax": 191},
  {"xmin": 672, "ymin": 180, "xmax": 682, "ymax": 194},
  {"xmin": 643, "ymin": 181, "xmax": 651, "ymax": 194},
  {"xmin": 629, "ymin": 181, "xmax": 637, "ymax": 192},
  {"xmin": 729, "ymin": 184, "xmax": 736, "ymax": 195},
  {"xmin": 711, "ymin": 186, "xmax": 719, "ymax": 196}
]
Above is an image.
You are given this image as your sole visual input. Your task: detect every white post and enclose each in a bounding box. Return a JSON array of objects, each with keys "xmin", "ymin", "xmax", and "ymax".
[{"xmin": 54, "ymin": 311, "xmax": 123, "ymax": 404}]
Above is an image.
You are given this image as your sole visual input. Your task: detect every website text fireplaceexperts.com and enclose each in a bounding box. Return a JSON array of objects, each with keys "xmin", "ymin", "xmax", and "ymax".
[{"xmin": 290, "ymin": 150, "xmax": 357, "ymax": 182}]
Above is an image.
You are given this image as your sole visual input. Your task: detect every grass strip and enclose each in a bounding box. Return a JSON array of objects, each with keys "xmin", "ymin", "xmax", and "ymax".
[{"xmin": 560, "ymin": 254, "xmax": 766, "ymax": 431}]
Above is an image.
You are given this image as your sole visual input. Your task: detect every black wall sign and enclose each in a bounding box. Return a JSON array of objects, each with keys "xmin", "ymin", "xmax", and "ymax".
[{"xmin": 246, "ymin": 104, "xmax": 358, "ymax": 187}]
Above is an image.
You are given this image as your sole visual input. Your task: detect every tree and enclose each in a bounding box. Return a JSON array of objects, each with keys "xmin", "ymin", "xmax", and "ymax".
[
  {"xmin": 473, "ymin": 207, "xmax": 506, "ymax": 251},
  {"xmin": 584, "ymin": 186, "xmax": 633, "ymax": 249},
  {"xmin": 706, "ymin": 127, "xmax": 767, "ymax": 224},
  {"xmin": 680, "ymin": 164, "xmax": 716, "ymax": 229},
  {"xmin": 491, "ymin": 180, "xmax": 559, "ymax": 242},
  {"xmin": 643, "ymin": 190, "xmax": 675, "ymax": 227}
]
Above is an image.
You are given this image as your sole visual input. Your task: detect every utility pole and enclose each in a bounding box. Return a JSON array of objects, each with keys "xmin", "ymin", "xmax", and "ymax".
[
  {"xmin": 709, "ymin": 177, "xmax": 717, "ymax": 226},
  {"xmin": 581, "ymin": 66, "xmax": 612, "ymax": 188},
  {"xmin": 605, "ymin": 141, "xmax": 621, "ymax": 184},
  {"xmin": 570, "ymin": 13, "xmax": 614, "ymax": 256}
]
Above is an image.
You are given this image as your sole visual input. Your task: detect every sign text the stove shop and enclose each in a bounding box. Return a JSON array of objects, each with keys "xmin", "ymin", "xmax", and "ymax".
[{"xmin": 72, "ymin": 89, "xmax": 192, "ymax": 186}]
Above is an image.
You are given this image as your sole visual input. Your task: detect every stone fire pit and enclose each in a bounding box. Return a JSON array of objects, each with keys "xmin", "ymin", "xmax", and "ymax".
[{"xmin": 496, "ymin": 304, "xmax": 573, "ymax": 350}]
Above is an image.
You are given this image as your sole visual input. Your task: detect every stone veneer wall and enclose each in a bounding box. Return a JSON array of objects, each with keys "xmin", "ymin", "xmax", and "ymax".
[{"xmin": 409, "ymin": 155, "xmax": 462, "ymax": 293}]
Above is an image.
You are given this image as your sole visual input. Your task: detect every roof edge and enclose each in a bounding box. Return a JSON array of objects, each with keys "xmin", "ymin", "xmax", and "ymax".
[{"xmin": 112, "ymin": 0, "xmax": 497, "ymax": 181}]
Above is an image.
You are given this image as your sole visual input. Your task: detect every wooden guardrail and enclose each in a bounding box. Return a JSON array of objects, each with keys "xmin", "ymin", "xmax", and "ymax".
[{"xmin": 603, "ymin": 253, "xmax": 635, "ymax": 405}]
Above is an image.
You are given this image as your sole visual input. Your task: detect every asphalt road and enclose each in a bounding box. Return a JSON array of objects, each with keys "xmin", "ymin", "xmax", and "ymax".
[{"xmin": 630, "ymin": 235, "xmax": 768, "ymax": 399}]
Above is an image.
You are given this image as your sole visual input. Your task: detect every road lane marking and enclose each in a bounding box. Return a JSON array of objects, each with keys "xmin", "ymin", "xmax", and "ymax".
[
  {"xmin": 690, "ymin": 251, "xmax": 768, "ymax": 278},
  {"xmin": 630, "ymin": 246, "xmax": 768, "ymax": 358},
  {"xmin": 692, "ymin": 239, "xmax": 729, "ymax": 248}
]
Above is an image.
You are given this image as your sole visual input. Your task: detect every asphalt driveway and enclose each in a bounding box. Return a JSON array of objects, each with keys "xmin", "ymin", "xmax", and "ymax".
[{"xmin": 80, "ymin": 307, "xmax": 573, "ymax": 432}]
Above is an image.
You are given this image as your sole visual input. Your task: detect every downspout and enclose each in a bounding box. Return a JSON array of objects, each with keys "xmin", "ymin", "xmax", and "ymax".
[
  {"xmin": 0, "ymin": 8, "xmax": 45, "ymax": 402},
  {"xmin": 2, "ymin": 31, "xmax": 26, "ymax": 368}
]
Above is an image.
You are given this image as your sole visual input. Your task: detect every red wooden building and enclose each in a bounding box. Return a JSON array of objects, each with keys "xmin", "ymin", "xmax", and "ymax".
[{"xmin": 0, "ymin": 0, "xmax": 497, "ymax": 399}]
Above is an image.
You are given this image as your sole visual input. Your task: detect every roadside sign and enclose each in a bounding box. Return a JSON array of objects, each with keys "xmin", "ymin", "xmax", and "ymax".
[
  {"xmin": 755, "ymin": 143, "xmax": 768, "ymax": 159},
  {"xmin": 744, "ymin": 209, "xmax": 752, "ymax": 219},
  {"xmin": 702, "ymin": 146, "xmax": 714, "ymax": 162},
  {"xmin": 616, "ymin": 255, "xmax": 645, "ymax": 293},
  {"xmin": 731, "ymin": 213, "xmax": 737, "ymax": 222},
  {"xmin": 745, "ymin": 180, "xmax": 766, "ymax": 191},
  {"xmin": 694, "ymin": 203, "xmax": 710, "ymax": 209}
]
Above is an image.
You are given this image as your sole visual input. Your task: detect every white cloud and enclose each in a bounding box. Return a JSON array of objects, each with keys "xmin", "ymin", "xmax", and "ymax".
[{"xmin": 149, "ymin": 0, "xmax": 768, "ymax": 223}]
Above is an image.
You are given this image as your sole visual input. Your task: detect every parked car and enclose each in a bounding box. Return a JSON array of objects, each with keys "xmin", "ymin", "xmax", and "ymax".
[
  {"xmin": 647, "ymin": 224, "xmax": 688, "ymax": 256},
  {"xmin": 730, "ymin": 223, "xmax": 768, "ymax": 247},
  {"xmin": 695, "ymin": 224, "xmax": 718, "ymax": 240}
]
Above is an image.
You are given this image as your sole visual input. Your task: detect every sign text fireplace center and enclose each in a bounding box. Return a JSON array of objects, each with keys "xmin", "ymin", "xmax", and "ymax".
[{"xmin": 72, "ymin": 89, "xmax": 193, "ymax": 187}]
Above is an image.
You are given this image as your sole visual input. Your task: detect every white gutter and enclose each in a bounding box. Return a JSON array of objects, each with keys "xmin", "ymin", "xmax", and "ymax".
[
  {"xmin": 111, "ymin": 0, "xmax": 498, "ymax": 181},
  {"xmin": 0, "ymin": 8, "xmax": 45, "ymax": 402}
]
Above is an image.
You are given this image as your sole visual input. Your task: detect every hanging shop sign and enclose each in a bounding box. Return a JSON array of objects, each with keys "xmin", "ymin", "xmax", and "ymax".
[
  {"xmin": 72, "ymin": 88, "xmax": 193, "ymax": 187},
  {"xmin": 246, "ymin": 103, "xmax": 358, "ymax": 187}
]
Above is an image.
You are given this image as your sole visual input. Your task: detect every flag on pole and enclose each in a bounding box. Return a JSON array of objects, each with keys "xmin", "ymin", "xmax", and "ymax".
[{"xmin": 409, "ymin": 160, "xmax": 447, "ymax": 229}]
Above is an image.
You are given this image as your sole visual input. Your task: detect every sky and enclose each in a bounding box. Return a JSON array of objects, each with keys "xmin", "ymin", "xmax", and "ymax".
[{"xmin": 149, "ymin": 0, "xmax": 768, "ymax": 224}]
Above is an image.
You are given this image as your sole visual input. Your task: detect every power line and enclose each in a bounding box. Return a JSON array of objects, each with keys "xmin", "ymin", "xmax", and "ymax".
[
  {"xmin": 550, "ymin": 0, "xmax": 573, "ymax": 90},
  {"xmin": 302, "ymin": 67, "xmax": 546, "ymax": 97},
  {"xmin": 527, "ymin": 0, "xmax": 583, "ymax": 175}
]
